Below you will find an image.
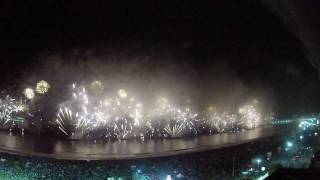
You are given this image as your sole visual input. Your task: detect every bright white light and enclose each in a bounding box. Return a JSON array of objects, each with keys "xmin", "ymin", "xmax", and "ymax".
[
  {"xmin": 300, "ymin": 135, "xmax": 303, "ymax": 140},
  {"xmin": 118, "ymin": 89, "xmax": 127, "ymax": 99},
  {"xmin": 261, "ymin": 166, "xmax": 266, "ymax": 171},
  {"xmin": 257, "ymin": 173, "xmax": 269, "ymax": 180},
  {"xmin": 23, "ymin": 88, "xmax": 35, "ymax": 100},
  {"xmin": 256, "ymin": 159, "xmax": 261, "ymax": 164},
  {"xmin": 166, "ymin": 175, "xmax": 172, "ymax": 180},
  {"xmin": 287, "ymin": 141, "xmax": 293, "ymax": 147}
]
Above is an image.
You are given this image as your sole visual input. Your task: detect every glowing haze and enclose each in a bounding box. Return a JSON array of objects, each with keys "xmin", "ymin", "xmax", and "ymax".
[{"xmin": 0, "ymin": 51, "xmax": 275, "ymax": 139}]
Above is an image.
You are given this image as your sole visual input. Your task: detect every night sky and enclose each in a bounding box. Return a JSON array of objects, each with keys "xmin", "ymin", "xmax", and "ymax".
[{"xmin": 0, "ymin": 0, "xmax": 320, "ymax": 117}]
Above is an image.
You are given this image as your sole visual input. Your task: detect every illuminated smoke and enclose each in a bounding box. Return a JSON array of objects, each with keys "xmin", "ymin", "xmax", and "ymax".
[
  {"xmin": 90, "ymin": 80, "xmax": 103, "ymax": 94},
  {"xmin": 55, "ymin": 83, "xmax": 265, "ymax": 140}
]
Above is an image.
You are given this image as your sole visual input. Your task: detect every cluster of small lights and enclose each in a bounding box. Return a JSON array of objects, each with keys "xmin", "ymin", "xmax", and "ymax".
[
  {"xmin": 205, "ymin": 108, "xmax": 237, "ymax": 133},
  {"xmin": 298, "ymin": 117, "xmax": 318, "ymax": 130},
  {"xmin": 0, "ymin": 95, "xmax": 28, "ymax": 128},
  {"xmin": 238, "ymin": 104, "xmax": 261, "ymax": 129},
  {"xmin": 272, "ymin": 119, "xmax": 293, "ymax": 125},
  {"xmin": 241, "ymin": 114, "xmax": 320, "ymax": 180},
  {"xmin": 56, "ymin": 84, "xmax": 144, "ymax": 139},
  {"xmin": 54, "ymin": 82, "xmax": 264, "ymax": 140},
  {"xmin": 0, "ymin": 79, "xmax": 267, "ymax": 140}
]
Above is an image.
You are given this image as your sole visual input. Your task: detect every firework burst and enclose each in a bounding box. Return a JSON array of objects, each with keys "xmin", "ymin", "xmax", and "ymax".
[
  {"xmin": 55, "ymin": 83, "xmax": 145, "ymax": 139},
  {"xmin": 23, "ymin": 88, "xmax": 35, "ymax": 100},
  {"xmin": 36, "ymin": 80, "xmax": 50, "ymax": 94},
  {"xmin": 238, "ymin": 104, "xmax": 261, "ymax": 129},
  {"xmin": 0, "ymin": 95, "xmax": 28, "ymax": 128},
  {"xmin": 146, "ymin": 98, "xmax": 198, "ymax": 137},
  {"xmin": 206, "ymin": 108, "xmax": 237, "ymax": 133},
  {"xmin": 56, "ymin": 107, "xmax": 89, "ymax": 138},
  {"xmin": 113, "ymin": 118, "xmax": 133, "ymax": 139},
  {"xmin": 56, "ymin": 84, "xmax": 91, "ymax": 138},
  {"xmin": 118, "ymin": 89, "xmax": 128, "ymax": 99},
  {"xmin": 164, "ymin": 123, "xmax": 185, "ymax": 138},
  {"xmin": 52, "ymin": 82, "xmax": 266, "ymax": 140}
]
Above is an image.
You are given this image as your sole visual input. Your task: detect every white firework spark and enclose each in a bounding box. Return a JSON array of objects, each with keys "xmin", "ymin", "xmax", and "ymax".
[
  {"xmin": 146, "ymin": 97, "xmax": 198, "ymax": 137},
  {"xmin": 113, "ymin": 118, "xmax": 133, "ymax": 139},
  {"xmin": 56, "ymin": 107, "xmax": 89, "ymax": 137},
  {"xmin": 0, "ymin": 95, "xmax": 27, "ymax": 127},
  {"xmin": 54, "ymin": 82, "xmax": 265, "ymax": 140},
  {"xmin": 56, "ymin": 84, "xmax": 91, "ymax": 137},
  {"xmin": 164, "ymin": 123, "xmax": 185, "ymax": 138},
  {"xmin": 175, "ymin": 107, "xmax": 198, "ymax": 134},
  {"xmin": 205, "ymin": 107, "xmax": 237, "ymax": 133},
  {"xmin": 56, "ymin": 84, "xmax": 144, "ymax": 139},
  {"xmin": 238, "ymin": 104, "xmax": 261, "ymax": 129},
  {"xmin": 23, "ymin": 88, "xmax": 35, "ymax": 100}
]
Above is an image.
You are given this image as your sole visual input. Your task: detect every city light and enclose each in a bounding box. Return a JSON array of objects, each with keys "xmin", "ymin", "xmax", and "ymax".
[
  {"xmin": 256, "ymin": 158, "xmax": 261, "ymax": 165},
  {"xmin": 286, "ymin": 141, "xmax": 293, "ymax": 147},
  {"xmin": 241, "ymin": 171, "xmax": 249, "ymax": 175},
  {"xmin": 300, "ymin": 135, "xmax": 303, "ymax": 140},
  {"xmin": 257, "ymin": 173, "xmax": 269, "ymax": 180}
]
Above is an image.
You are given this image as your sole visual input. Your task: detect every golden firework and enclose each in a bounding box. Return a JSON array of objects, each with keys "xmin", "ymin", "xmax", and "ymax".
[
  {"xmin": 90, "ymin": 80, "xmax": 103, "ymax": 94},
  {"xmin": 36, "ymin": 80, "xmax": 50, "ymax": 94},
  {"xmin": 118, "ymin": 89, "xmax": 127, "ymax": 99}
]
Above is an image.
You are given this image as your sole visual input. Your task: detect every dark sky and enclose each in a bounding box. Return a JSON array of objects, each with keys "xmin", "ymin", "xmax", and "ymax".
[{"xmin": 0, "ymin": 0, "xmax": 319, "ymax": 117}]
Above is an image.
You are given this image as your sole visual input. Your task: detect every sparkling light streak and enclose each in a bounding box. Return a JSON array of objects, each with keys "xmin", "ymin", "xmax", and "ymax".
[
  {"xmin": 0, "ymin": 95, "xmax": 28, "ymax": 127},
  {"xmin": 164, "ymin": 123, "xmax": 185, "ymax": 138}
]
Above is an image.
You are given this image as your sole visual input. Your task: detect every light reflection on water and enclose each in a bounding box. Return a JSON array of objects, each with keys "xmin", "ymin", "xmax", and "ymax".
[{"xmin": 0, "ymin": 125, "xmax": 288, "ymax": 160}]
